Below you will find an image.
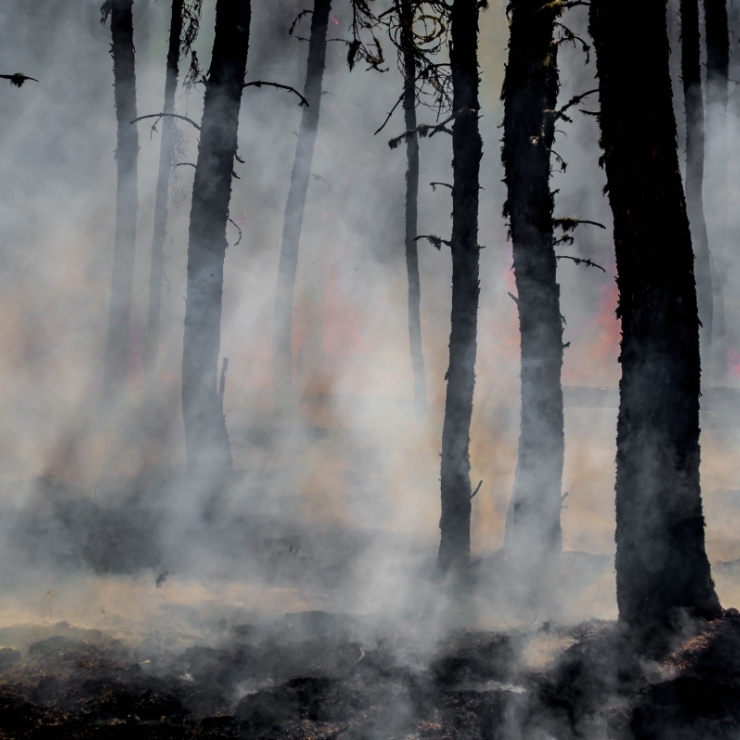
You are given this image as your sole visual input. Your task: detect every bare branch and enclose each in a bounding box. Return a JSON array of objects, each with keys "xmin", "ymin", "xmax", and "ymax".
[
  {"xmin": 553, "ymin": 217, "xmax": 607, "ymax": 232},
  {"xmin": 243, "ymin": 80, "xmax": 309, "ymax": 107},
  {"xmin": 374, "ymin": 91, "xmax": 405, "ymax": 135},
  {"xmin": 508, "ymin": 291, "xmax": 520, "ymax": 306},
  {"xmin": 312, "ymin": 173, "xmax": 331, "ymax": 190},
  {"xmin": 389, "ymin": 107, "xmax": 475, "ymax": 149},
  {"xmin": 227, "ymin": 218, "xmax": 243, "ymax": 246},
  {"xmin": 470, "ymin": 480, "xmax": 483, "ymax": 500},
  {"xmin": 132, "ymin": 113, "xmax": 201, "ymax": 131},
  {"xmin": 430, "ymin": 181, "xmax": 453, "ymax": 191},
  {"xmin": 555, "ymin": 255, "xmax": 606, "ymax": 272},
  {"xmin": 288, "ymin": 9, "xmax": 313, "ymax": 36},
  {"xmin": 176, "ymin": 162, "xmax": 196, "ymax": 169}
]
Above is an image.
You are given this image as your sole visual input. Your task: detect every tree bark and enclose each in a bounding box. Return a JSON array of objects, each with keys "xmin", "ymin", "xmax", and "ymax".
[
  {"xmin": 501, "ymin": 0, "xmax": 564, "ymax": 567},
  {"xmin": 437, "ymin": 0, "xmax": 482, "ymax": 574},
  {"xmin": 103, "ymin": 0, "xmax": 139, "ymax": 394},
  {"xmin": 704, "ymin": 0, "xmax": 729, "ymax": 384},
  {"xmin": 182, "ymin": 0, "xmax": 251, "ymax": 475},
  {"xmin": 272, "ymin": 0, "xmax": 332, "ymax": 411},
  {"xmin": 143, "ymin": 0, "xmax": 185, "ymax": 378},
  {"xmin": 400, "ymin": 0, "xmax": 427, "ymax": 418},
  {"xmin": 590, "ymin": 0, "xmax": 721, "ymax": 633},
  {"xmin": 681, "ymin": 0, "xmax": 713, "ymax": 374}
]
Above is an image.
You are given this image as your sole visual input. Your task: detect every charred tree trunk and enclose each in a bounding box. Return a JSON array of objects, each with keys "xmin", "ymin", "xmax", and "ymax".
[
  {"xmin": 437, "ymin": 0, "xmax": 482, "ymax": 574},
  {"xmin": 400, "ymin": 0, "xmax": 427, "ymax": 417},
  {"xmin": 103, "ymin": 0, "xmax": 139, "ymax": 394},
  {"xmin": 590, "ymin": 0, "xmax": 721, "ymax": 633},
  {"xmin": 272, "ymin": 0, "xmax": 331, "ymax": 410},
  {"xmin": 704, "ymin": 0, "xmax": 729, "ymax": 383},
  {"xmin": 143, "ymin": 0, "xmax": 185, "ymax": 377},
  {"xmin": 681, "ymin": 0, "xmax": 713, "ymax": 372},
  {"xmin": 501, "ymin": 0, "xmax": 563, "ymax": 567},
  {"xmin": 182, "ymin": 0, "xmax": 251, "ymax": 475}
]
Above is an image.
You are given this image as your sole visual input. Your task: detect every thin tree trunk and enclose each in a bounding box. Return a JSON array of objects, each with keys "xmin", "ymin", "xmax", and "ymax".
[
  {"xmin": 704, "ymin": 0, "xmax": 729, "ymax": 384},
  {"xmin": 501, "ymin": 0, "xmax": 564, "ymax": 567},
  {"xmin": 681, "ymin": 0, "xmax": 714, "ymax": 374},
  {"xmin": 400, "ymin": 0, "xmax": 427, "ymax": 418},
  {"xmin": 272, "ymin": 0, "xmax": 332, "ymax": 411},
  {"xmin": 103, "ymin": 0, "xmax": 139, "ymax": 394},
  {"xmin": 437, "ymin": 0, "xmax": 482, "ymax": 574},
  {"xmin": 590, "ymin": 0, "xmax": 721, "ymax": 634},
  {"xmin": 144, "ymin": 0, "xmax": 185, "ymax": 377},
  {"xmin": 182, "ymin": 0, "xmax": 251, "ymax": 475}
]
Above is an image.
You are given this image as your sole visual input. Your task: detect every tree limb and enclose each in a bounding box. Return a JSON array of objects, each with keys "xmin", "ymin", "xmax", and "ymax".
[
  {"xmin": 470, "ymin": 480, "xmax": 483, "ymax": 500},
  {"xmin": 414, "ymin": 234, "xmax": 451, "ymax": 249},
  {"xmin": 131, "ymin": 113, "xmax": 201, "ymax": 130},
  {"xmin": 430, "ymin": 181, "xmax": 453, "ymax": 191},
  {"xmin": 243, "ymin": 80, "xmax": 309, "ymax": 107},
  {"xmin": 374, "ymin": 91, "xmax": 405, "ymax": 135},
  {"xmin": 389, "ymin": 107, "xmax": 476, "ymax": 149},
  {"xmin": 555, "ymin": 255, "xmax": 606, "ymax": 272}
]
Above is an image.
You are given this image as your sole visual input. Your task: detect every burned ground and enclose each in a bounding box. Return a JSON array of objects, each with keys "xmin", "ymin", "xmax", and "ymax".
[{"xmin": 0, "ymin": 611, "xmax": 738, "ymax": 739}]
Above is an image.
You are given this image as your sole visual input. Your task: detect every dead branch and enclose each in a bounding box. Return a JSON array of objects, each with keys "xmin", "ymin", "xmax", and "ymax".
[
  {"xmin": 0, "ymin": 73, "xmax": 38, "ymax": 87},
  {"xmin": 288, "ymin": 9, "xmax": 313, "ymax": 36},
  {"xmin": 430, "ymin": 181, "xmax": 453, "ymax": 191},
  {"xmin": 389, "ymin": 107, "xmax": 476, "ymax": 149},
  {"xmin": 176, "ymin": 162, "xmax": 196, "ymax": 168},
  {"xmin": 555, "ymin": 255, "xmax": 606, "ymax": 272},
  {"xmin": 243, "ymin": 80, "xmax": 309, "ymax": 107},
  {"xmin": 545, "ymin": 88, "xmax": 598, "ymax": 123},
  {"xmin": 470, "ymin": 480, "xmax": 483, "ymax": 500},
  {"xmin": 414, "ymin": 234, "xmax": 451, "ymax": 249},
  {"xmin": 227, "ymin": 218, "xmax": 242, "ymax": 246},
  {"xmin": 131, "ymin": 113, "xmax": 201, "ymax": 130},
  {"xmin": 508, "ymin": 291, "xmax": 520, "ymax": 306},
  {"xmin": 374, "ymin": 91, "xmax": 405, "ymax": 135},
  {"xmin": 553, "ymin": 217, "xmax": 607, "ymax": 232}
]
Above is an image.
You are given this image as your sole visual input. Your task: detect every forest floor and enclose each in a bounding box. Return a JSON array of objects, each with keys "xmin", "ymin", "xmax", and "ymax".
[{"xmin": 0, "ymin": 608, "xmax": 740, "ymax": 739}]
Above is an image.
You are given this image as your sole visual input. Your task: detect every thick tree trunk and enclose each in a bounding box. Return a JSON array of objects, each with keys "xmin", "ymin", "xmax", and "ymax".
[
  {"xmin": 501, "ymin": 0, "xmax": 564, "ymax": 567},
  {"xmin": 182, "ymin": 0, "xmax": 251, "ymax": 475},
  {"xmin": 103, "ymin": 0, "xmax": 139, "ymax": 394},
  {"xmin": 681, "ymin": 0, "xmax": 713, "ymax": 373},
  {"xmin": 143, "ymin": 0, "xmax": 184, "ymax": 377},
  {"xmin": 272, "ymin": 0, "xmax": 331, "ymax": 410},
  {"xmin": 590, "ymin": 0, "xmax": 721, "ymax": 633},
  {"xmin": 704, "ymin": 0, "xmax": 729, "ymax": 384},
  {"xmin": 437, "ymin": 0, "xmax": 481, "ymax": 574},
  {"xmin": 400, "ymin": 0, "xmax": 427, "ymax": 418}
]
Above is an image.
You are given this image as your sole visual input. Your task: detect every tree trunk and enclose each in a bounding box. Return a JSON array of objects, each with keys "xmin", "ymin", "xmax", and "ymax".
[
  {"xmin": 501, "ymin": 0, "xmax": 564, "ymax": 568},
  {"xmin": 182, "ymin": 0, "xmax": 251, "ymax": 475},
  {"xmin": 437, "ymin": 0, "xmax": 482, "ymax": 574},
  {"xmin": 400, "ymin": 0, "xmax": 427, "ymax": 418},
  {"xmin": 272, "ymin": 0, "xmax": 331, "ymax": 411},
  {"xmin": 590, "ymin": 0, "xmax": 721, "ymax": 633},
  {"xmin": 143, "ymin": 0, "xmax": 185, "ymax": 378},
  {"xmin": 103, "ymin": 0, "xmax": 139, "ymax": 394},
  {"xmin": 704, "ymin": 0, "xmax": 729, "ymax": 384},
  {"xmin": 681, "ymin": 0, "xmax": 713, "ymax": 374}
]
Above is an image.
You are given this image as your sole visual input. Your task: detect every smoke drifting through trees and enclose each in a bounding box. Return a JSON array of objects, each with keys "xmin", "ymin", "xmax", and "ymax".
[
  {"xmin": 143, "ymin": 0, "xmax": 186, "ymax": 378},
  {"xmin": 102, "ymin": 0, "xmax": 139, "ymax": 395},
  {"xmin": 681, "ymin": 0, "xmax": 713, "ymax": 372},
  {"xmin": 501, "ymin": 0, "xmax": 564, "ymax": 578},
  {"xmin": 436, "ymin": 0, "xmax": 482, "ymax": 575},
  {"xmin": 590, "ymin": 0, "xmax": 721, "ymax": 637},
  {"xmin": 182, "ymin": 0, "xmax": 252, "ymax": 479},
  {"xmin": 273, "ymin": 0, "xmax": 332, "ymax": 410}
]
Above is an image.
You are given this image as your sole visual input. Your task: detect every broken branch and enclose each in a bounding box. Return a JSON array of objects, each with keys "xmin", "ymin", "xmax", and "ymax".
[{"xmin": 131, "ymin": 113, "xmax": 201, "ymax": 131}]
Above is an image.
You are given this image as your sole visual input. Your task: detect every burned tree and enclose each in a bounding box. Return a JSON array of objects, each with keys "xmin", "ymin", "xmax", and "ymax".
[
  {"xmin": 182, "ymin": 0, "xmax": 251, "ymax": 476},
  {"xmin": 681, "ymin": 0, "xmax": 713, "ymax": 368},
  {"xmin": 272, "ymin": 0, "xmax": 332, "ymax": 410},
  {"xmin": 143, "ymin": 0, "xmax": 203, "ymax": 377},
  {"xmin": 590, "ymin": 0, "xmax": 721, "ymax": 633},
  {"xmin": 437, "ymin": 0, "xmax": 482, "ymax": 573},
  {"xmin": 501, "ymin": 0, "xmax": 563, "ymax": 568},
  {"xmin": 101, "ymin": 0, "xmax": 139, "ymax": 394}
]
